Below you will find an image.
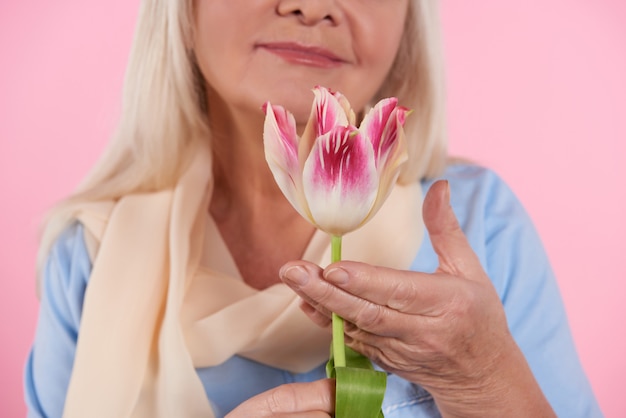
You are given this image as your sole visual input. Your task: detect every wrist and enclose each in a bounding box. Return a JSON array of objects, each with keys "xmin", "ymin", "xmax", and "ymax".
[{"xmin": 429, "ymin": 338, "xmax": 556, "ymax": 418}]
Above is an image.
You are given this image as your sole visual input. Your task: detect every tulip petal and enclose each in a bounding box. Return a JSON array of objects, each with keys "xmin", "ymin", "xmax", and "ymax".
[
  {"xmin": 303, "ymin": 127, "xmax": 378, "ymax": 235},
  {"xmin": 299, "ymin": 101, "xmax": 321, "ymax": 169},
  {"xmin": 361, "ymin": 107, "xmax": 409, "ymax": 223},
  {"xmin": 299, "ymin": 87, "xmax": 353, "ymax": 175},
  {"xmin": 331, "ymin": 89, "xmax": 357, "ymax": 126},
  {"xmin": 376, "ymin": 107, "xmax": 409, "ymax": 175},
  {"xmin": 263, "ymin": 102, "xmax": 312, "ymax": 221},
  {"xmin": 360, "ymin": 98, "xmax": 406, "ymax": 165},
  {"xmin": 312, "ymin": 86, "xmax": 350, "ymax": 136}
]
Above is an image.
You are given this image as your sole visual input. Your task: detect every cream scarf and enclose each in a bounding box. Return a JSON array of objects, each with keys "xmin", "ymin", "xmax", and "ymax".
[{"xmin": 62, "ymin": 144, "xmax": 424, "ymax": 418}]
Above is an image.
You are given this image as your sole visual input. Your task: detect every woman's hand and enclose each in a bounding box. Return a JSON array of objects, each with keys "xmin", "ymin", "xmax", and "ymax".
[
  {"xmin": 280, "ymin": 181, "xmax": 555, "ymax": 417},
  {"xmin": 226, "ymin": 379, "xmax": 335, "ymax": 418}
]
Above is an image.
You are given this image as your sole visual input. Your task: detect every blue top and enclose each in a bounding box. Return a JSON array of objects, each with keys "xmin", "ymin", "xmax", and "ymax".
[{"xmin": 25, "ymin": 164, "xmax": 603, "ymax": 417}]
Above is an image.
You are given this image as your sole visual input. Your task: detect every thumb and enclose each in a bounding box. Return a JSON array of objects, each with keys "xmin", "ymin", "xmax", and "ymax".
[{"xmin": 423, "ymin": 180, "xmax": 487, "ymax": 282}]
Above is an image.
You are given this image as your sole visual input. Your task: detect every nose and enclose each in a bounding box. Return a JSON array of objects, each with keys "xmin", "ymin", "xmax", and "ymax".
[{"xmin": 277, "ymin": 0, "xmax": 341, "ymax": 26}]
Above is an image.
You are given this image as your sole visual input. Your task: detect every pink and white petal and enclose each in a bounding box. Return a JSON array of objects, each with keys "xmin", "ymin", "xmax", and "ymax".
[
  {"xmin": 263, "ymin": 103, "xmax": 312, "ymax": 220},
  {"xmin": 359, "ymin": 98, "xmax": 400, "ymax": 163},
  {"xmin": 298, "ymin": 98, "xmax": 320, "ymax": 169},
  {"xmin": 375, "ymin": 107, "xmax": 409, "ymax": 173},
  {"xmin": 263, "ymin": 102, "xmax": 299, "ymax": 174},
  {"xmin": 302, "ymin": 127, "xmax": 378, "ymax": 235},
  {"xmin": 364, "ymin": 159, "xmax": 406, "ymax": 225},
  {"xmin": 366, "ymin": 108, "xmax": 409, "ymax": 221},
  {"xmin": 312, "ymin": 86, "xmax": 349, "ymax": 136},
  {"xmin": 332, "ymin": 90, "xmax": 356, "ymax": 126}
]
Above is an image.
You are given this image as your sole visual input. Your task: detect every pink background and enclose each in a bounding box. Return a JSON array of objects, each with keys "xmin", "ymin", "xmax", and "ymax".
[{"xmin": 1, "ymin": 1, "xmax": 624, "ymax": 416}]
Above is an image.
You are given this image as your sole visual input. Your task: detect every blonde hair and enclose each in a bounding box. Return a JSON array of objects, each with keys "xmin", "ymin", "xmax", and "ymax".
[
  {"xmin": 380, "ymin": 0, "xmax": 448, "ymax": 184},
  {"xmin": 37, "ymin": 0, "xmax": 447, "ymax": 272}
]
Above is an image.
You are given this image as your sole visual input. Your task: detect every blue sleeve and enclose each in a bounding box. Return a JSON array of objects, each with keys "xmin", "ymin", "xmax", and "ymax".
[
  {"xmin": 24, "ymin": 223, "xmax": 91, "ymax": 418},
  {"xmin": 476, "ymin": 168, "xmax": 602, "ymax": 417},
  {"xmin": 414, "ymin": 165, "xmax": 603, "ymax": 417}
]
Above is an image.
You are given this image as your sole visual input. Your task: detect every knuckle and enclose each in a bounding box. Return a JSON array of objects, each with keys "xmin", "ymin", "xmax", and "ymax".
[
  {"xmin": 355, "ymin": 301, "xmax": 388, "ymax": 330},
  {"xmin": 350, "ymin": 263, "xmax": 384, "ymax": 292},
  {"xmin": 311, "ymin": 309, "xmax": 332, "ymax": 328},
  {"xmin": 315, "ymin": 281, "xmax": 338, "ymax": 305},
  {"xmin": 387, "ymin": 280, "xmax": 417, "ymax": 311},
  {"xmin": 264, "ymin": 385, "xmax": 293, "ymax": 413}
]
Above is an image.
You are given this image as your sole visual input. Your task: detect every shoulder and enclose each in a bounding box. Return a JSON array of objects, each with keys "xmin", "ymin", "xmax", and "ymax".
[
  {"xmin": 417, "ymin": 162, "xmax": 532, "ymax": 270},
  {"xmin": 415, "ymin": 161, "xmax": 556, "ymax": 310},
  {"xmin": 47, "ymin": 223, "xmax": 92, "ymax": 276},
  {"xmin": 422, "ymin": 161, "xmax": 496, "ymax": 185},
  {"xmin": 26, "ymin": 223, "xmax": 93, "ymax": 416},
  {"xmin": 422, "ymin": 162, "xmax": 522, "ymax": 214},
  {"xmin": 41, "ymin": 222, "xmax": 93, "ymax": 304},
  {"xmin": 428, "ymin": 161, "xmax": 537, "ymax": 251}
]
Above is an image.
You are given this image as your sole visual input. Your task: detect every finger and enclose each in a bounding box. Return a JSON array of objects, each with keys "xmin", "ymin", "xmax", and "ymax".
[
  {"xmin": 264, "ymin": 380, "xmax": 335, "ymax": 415},
  {"xmin": 423, "ymin": 180, "xmax": 488, "ymax": 283},
  {"xmin": 281, "ymin": 261, "xmax": 462, "ymax": 333},
  {"xmin": 343, "ymin": 335, "xmax": 386, "ymax": 369},
  {"xmin": 281, "ymin": 261, "xmax": 373, "ymax": 321},
  {"xmin": 343, "ymin": 320, "xmax": 387, "ymax": 349},
  {"xmin": 322, "ymin": 261, "xmax": 461, "ymax": 315},
  {"xmin": 282, "ymin": 262, "xmax": 424, "ymax": 335},
  {"xmin": 343, "ymin": 318, "xmax": 431, "ymax": 357},
  {"xmin": 299, "ymin": 299, "xmax": 332, "ymax": 328},
  {"xmin": 226, "ymin": 380, "xmax": 335, "ymax": 417},
  {"xmin": 280, "ymin": 262, "xmax": 336, "ymax": 316}
]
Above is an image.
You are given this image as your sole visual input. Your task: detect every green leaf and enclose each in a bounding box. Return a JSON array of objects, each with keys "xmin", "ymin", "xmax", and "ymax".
[
  {"xmin": 327, "ymin": 345, "xmax": 387, "ymax": 418},
  {"xmin": 335, "ymin": 367, "xmax": 387, "ymax": 418}
]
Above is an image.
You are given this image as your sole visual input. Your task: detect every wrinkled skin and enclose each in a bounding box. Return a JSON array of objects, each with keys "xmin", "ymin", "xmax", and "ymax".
[
  {"xmin": 280, "ymin": 181, "xmax": 556, "ymax": 417},
  {"xmin": 226, "ymin": 379, "xmax": 335, "ymax": 418}
]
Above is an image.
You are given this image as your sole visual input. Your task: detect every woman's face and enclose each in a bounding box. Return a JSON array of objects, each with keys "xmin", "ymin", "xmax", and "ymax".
[{"xmin": 193, "ymin": 0, "xmax": 409, "ymax": 125}]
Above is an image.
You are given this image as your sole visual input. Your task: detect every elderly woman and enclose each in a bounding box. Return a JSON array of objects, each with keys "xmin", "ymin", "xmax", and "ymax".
[{"xmin": 25, "ymin": 1, "xmax": 602, "ymax": 417}]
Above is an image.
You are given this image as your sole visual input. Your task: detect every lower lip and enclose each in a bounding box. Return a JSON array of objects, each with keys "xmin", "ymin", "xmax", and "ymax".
[{"xmin": 260, "ymin": 47, "xmax": 342, "ymax": 69}]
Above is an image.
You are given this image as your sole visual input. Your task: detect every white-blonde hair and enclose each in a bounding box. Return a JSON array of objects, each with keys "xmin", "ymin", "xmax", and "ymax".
[{"xmin": 37, "ymin": 0, "xmax": 447, "ymax": 272}]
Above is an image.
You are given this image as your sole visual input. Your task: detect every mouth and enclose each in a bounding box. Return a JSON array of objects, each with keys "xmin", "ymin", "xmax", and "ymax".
[{"xmin": 256, "ymin": 42, "xmax": 345, "ymax": 69}]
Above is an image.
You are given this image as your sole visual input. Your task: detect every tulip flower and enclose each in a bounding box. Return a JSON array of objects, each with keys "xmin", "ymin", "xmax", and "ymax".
[
  {"xmin": 263, "ymin": 86, "xmax": 409, "ymax": 237},
  {"xmin": 263, "ymin": 86, "xmax": 410, "ymax": 418}
]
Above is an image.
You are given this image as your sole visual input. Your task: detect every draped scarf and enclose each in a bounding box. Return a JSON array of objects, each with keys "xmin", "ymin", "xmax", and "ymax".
[{"xmin": 62, "ymin": 144, "xmax": 424, "ymax": 417}]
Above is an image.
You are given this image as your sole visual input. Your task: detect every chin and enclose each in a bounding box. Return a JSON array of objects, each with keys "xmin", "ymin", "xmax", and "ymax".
[{"xmin": 257, "ymin": 87, "xmax": 317, "ymax": 122}]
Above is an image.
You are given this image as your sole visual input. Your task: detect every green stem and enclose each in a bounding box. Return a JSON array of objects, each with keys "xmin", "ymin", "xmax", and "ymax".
[
  {"xmin": 331, "ymin": 235, "xmax": 346, "ymax": 368},
  {"xmin": 331, "ymin": 234, "xmax": 342, "ymax": 264}
]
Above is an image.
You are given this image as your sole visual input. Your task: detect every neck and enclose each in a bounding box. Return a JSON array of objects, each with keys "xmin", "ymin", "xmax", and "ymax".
[
  {"xmin": 206, "ymin": 89, "xmax": 303, "ymax": 226},
  {"xmin": 205, "ymin": 89, "xmax": 316, "ymax": 290}
]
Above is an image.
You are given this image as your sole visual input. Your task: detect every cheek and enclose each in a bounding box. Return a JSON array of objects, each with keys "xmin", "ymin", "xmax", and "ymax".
[
  {"xmin": 347, "ymin": 12, "xmax": 407, "ymax": 109},
  {"xmin": 365, "ymin": 14, "xmax": 406, "ymax": 74},
  {"xmin": 193, "ymin": 26, "xmax": 248, "ymax": 105},
  {"xmin": 192, "ymin": 4, "xmax": 250, "ymax": 90}
]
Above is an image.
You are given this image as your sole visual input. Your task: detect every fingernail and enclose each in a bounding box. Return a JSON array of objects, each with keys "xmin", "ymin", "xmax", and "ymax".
[
  {"xmin": 281, "ymin": 265, "xmax": 309, "ymax": 286},
  {"xmin": 324, "ymin": 267, "xmax": 349, "ymax": 285}
]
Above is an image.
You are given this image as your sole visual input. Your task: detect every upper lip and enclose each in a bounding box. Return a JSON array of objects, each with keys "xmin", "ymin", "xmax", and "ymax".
[{"xmin": 255, "ymin": 42, "xmax": 347, "ymax": 63}]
